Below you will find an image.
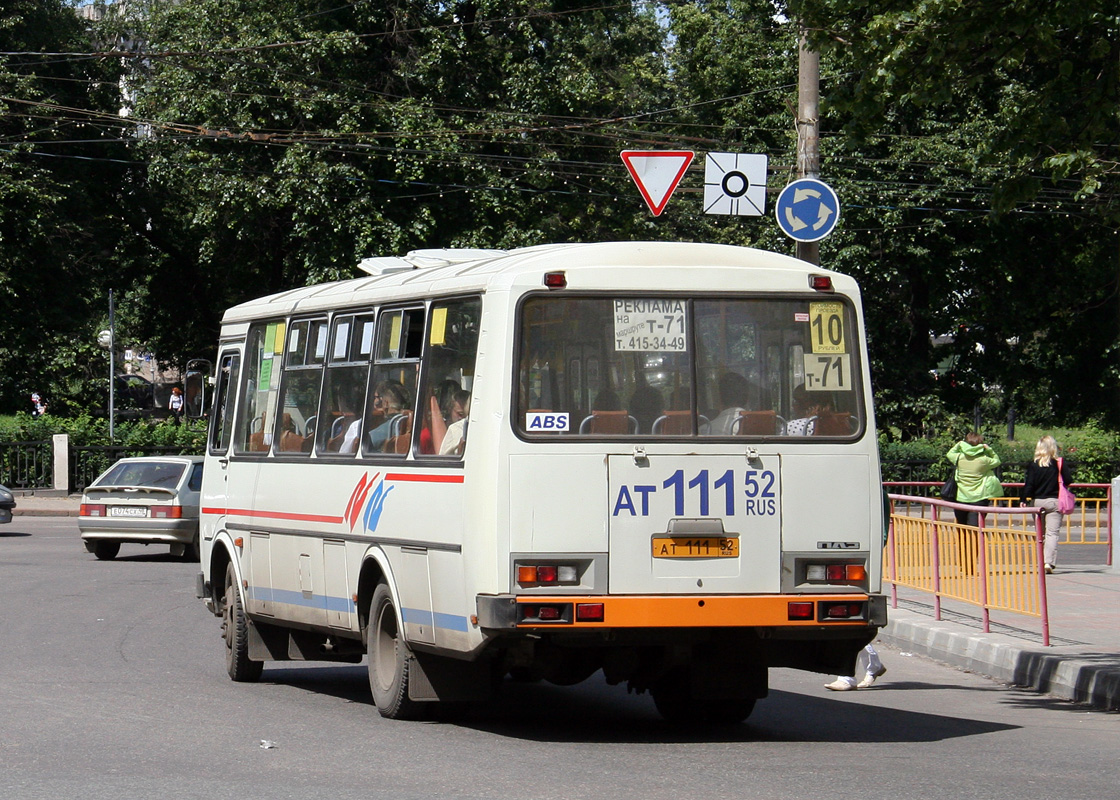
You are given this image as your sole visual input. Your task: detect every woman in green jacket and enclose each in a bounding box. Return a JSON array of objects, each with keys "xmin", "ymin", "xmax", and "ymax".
[{"xmin": 946, "ymin": 432, "xmax": 1003, "ymax": 526}]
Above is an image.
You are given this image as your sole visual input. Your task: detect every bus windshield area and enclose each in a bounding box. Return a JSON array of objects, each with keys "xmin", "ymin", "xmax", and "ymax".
[{"xmin": 517, "ymin": 295, "xmax": 863, "ymax": 438}]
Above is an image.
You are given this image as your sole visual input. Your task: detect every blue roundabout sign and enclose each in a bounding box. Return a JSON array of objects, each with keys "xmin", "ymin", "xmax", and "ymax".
[{"xmin": 774, "ymin": 178, "xmax": 840, "ymax": 242}]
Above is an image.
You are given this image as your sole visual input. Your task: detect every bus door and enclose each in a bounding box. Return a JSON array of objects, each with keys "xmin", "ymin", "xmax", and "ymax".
[
  {"xmin": 228, "ymin": 321, "xmax": 286, "ymax": 617},
  {"xmin": 607, "ymin": 454, "xmax": 782, "ymax": 594},
  {"xmin": 203, "ymin": 348, "xmax": 241, "ymax": 551}
]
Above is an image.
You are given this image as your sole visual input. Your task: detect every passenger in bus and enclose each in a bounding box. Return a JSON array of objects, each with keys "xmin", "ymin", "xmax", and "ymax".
[
  {"xmin": 708, "ymin": 372, "xmax": 751, "ymax": 435},
  {"xmin": 786, "ymin": 384, "xmax": 821, "ymax": 436},
  {"xmin": 628, "ymin": 376, "xmax": 663, "ymax": 434},
  {"xmin": 366, "ymin": 380, "xmax": 410, "ymax": 452},
  {"xmin": 438, "ymin": 390, "xmax": 471, "ymax": 456},
  {"xmin": 338, "ymin": 379, "xmax": 409, "ymax": 454},
  {"xmin": 420, "ymin": 379, "xmax": 462, "ymax": 454}
]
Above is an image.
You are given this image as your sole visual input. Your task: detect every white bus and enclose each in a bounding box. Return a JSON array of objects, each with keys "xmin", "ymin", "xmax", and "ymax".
[{"xmin": 197, "ymin": 241, "xmax": 886, "ymax": 723}]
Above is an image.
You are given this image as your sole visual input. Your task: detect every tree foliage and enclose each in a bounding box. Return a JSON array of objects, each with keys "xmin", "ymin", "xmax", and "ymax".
[{"xmin": 0, "ymin": 0, "xmax": 1115, "ymax": 439}]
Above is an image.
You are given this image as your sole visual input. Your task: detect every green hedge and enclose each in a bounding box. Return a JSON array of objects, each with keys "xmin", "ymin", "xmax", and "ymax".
[
  {"xmin": 879, "ymin": 421, "xmax": 1120, "ymax": 488},
  {"xmin": 0, "ymin": 412, "xmax": 206, "ymax": 451}
]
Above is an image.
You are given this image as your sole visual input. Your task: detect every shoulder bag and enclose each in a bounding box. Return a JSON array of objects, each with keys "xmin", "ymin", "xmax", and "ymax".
[
  {"xmin": 1057, "ymin": 457, "xmax": 1076, "ymax": 515},
  {"xmin": 940, "ymin": 456, "xmax": 960, "ymax": 501}
]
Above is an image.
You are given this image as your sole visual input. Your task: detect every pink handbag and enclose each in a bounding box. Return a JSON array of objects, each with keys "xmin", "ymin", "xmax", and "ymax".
[{"xmin": 1057, "ymin": 457, "xmax": 1076, "ymax": 515}]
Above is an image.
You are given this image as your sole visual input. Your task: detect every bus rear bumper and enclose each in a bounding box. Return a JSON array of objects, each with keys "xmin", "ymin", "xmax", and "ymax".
[{"xmin": 477, "ymin": 593, "xmax": 887, "ymax": 631}]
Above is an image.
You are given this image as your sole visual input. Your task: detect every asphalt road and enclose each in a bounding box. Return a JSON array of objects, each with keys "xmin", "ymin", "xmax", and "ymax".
[{"xmin": 2, "ymin": 517, "xmax": 1116, "ymax": 800}]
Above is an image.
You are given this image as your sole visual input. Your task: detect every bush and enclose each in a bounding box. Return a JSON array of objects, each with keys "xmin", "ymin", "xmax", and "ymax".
[{"xmin": 0, "ymin": 412, "xmax": 205, "ymax": 451}]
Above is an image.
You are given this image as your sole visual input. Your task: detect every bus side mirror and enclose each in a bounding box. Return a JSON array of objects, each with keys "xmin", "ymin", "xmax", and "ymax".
[{"xmin": 184, "ymin": 358, "xmax": 213, "ymax": 419}]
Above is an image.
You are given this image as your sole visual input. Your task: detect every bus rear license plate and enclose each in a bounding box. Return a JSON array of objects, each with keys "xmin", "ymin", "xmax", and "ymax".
[
  {"xmin": 109, "ymin": 506, "xmax": 149, "ymax": 518},
  {"xmin": 651, "ymin": 537, "xmax": 739, "ymax": 558}
]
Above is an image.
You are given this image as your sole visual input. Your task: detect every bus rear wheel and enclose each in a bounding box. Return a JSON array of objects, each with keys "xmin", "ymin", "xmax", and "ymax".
[
  {"xmin": 651, "ymin": 668, "xmax": 756, "ymax": 725},
  {"xmin": 222, "ymin": 562, "xmax": 263, "ymax": 683},
  {"xmin": 367, "ymin": 582, "xmax": 424, "ymax": 720}
]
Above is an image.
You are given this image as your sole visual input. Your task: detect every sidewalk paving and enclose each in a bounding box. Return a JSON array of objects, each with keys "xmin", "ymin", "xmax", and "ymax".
[{"xmin": 9, "ymin": 491, "xmax": 1119, "ymax": 711}]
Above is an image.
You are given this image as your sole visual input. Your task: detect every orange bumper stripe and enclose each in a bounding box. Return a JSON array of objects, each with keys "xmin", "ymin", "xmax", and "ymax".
[{"xmin": 515, "ymin": 594, "xmax": 872, "ymax": 628}]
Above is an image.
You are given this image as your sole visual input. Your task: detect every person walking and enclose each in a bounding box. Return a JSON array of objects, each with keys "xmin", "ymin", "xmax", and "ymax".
[
  {"xmin": 945, "ymin": 432, "xmax": 1003, "ymax": 527},
  {"xmin": 1020, "ymin": 435, "xmax": 1073, "ymax": 574},
  {"xmin": 168, "ymin": 387, "xmax": 184, "ymax": 426},
  {"xmin": 825, "ymin": 643, "xmax": 887, "ymax": 691}
]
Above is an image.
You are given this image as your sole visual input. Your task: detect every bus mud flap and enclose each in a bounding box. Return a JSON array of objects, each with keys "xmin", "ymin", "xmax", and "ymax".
[{"xmin": 407, "ymin": 653, "xmax": 494, "ymax": 703}]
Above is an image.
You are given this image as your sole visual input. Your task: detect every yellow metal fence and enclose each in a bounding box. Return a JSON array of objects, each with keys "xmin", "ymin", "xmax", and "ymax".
[{"xmin": 887, "ymin": 495, "xmax": 1052, "ymax": 645}]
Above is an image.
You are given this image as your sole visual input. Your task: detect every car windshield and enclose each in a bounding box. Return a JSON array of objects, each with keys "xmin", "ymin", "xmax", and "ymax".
[{"xmin": 93, "ymin": 461, "xmax": 188, "ymax": 489}]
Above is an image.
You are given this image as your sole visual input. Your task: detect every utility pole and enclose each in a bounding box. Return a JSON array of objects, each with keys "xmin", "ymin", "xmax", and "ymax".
[
  {"xmin": 109, "ymin": 289, "xmax": 115, "ymax": 443},
  {"xmin": 796, "ymin": 24, "xmax": 820, "ymax": 266}
]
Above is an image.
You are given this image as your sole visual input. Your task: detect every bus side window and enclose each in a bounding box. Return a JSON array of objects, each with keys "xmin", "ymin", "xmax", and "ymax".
[
  {"xmin": 419, "ymin": 298, "xmax": 481, "ymax": 458},
  {"xmin": 234, "ymin": 322, "xmax": 284, "ymax": 455},
  {"xmin": 275, "ymin": 319, "xmax": 327, "ymax": 455},
  {"xmin": 317, "ymin": 314, "xmax": 374, "ymax": 456},
  {"xmin": 362, "ymin": 308, "xmax": 424, "ymax": 457}
]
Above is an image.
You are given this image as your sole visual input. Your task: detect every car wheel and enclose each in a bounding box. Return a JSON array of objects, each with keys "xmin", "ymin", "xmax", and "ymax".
[
  {"xmin": 93, "ymin": 541, "xmax": 120, "ymax": 560},
  {"xmin": 182, "ymin": 532, "xmax": 201, "ymax": 562},
  {"xmin": 222, "ymin": 562, "xmax": 263, "ymax": 682},
  {"xmin": 367, "ymin": 582, "xmax": 424, "ymax": 720}
]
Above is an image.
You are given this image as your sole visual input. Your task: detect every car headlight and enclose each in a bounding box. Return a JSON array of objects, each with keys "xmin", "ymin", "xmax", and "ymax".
[{"xmin": 0, "ymin": 486, "xmax": 13, "ymax": 504}]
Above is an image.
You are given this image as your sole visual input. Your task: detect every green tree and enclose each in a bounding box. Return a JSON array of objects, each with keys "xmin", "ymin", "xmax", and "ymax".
[{"xmin": 0, "ymin": 1, "xmax": 140, "ymax": 414}]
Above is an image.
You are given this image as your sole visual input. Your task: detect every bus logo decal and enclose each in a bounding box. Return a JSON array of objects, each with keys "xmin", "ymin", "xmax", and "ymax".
[
  {"xmin": 361, "ymin": 478, "xmax": 394, "ymax": 534},
  {"xmin": 346, "ymin": 472, "xmax": 381, "ymax": 531}
]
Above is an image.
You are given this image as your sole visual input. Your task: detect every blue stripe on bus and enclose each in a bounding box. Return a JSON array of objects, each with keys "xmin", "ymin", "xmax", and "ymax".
[{"xmin": 247, "ymin": 585, "xmax": 468, "ymax": 632}]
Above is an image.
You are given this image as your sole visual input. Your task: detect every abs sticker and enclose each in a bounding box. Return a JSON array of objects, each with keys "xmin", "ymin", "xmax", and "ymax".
[{"xmin": 526, "ymin": 411, "xmax": 569, "ymax": 432}]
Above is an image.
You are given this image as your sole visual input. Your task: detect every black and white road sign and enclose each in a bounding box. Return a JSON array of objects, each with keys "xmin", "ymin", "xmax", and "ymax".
[{"xmin": 703, "ymin": 153, "xmax": 768, "ymax": 216}]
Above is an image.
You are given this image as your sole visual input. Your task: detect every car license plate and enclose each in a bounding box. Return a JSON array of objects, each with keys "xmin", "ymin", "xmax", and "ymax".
[
  {"xmin": 109, "ymin": 506, "xmax": 149, "ymax": 518},
  {"xmin": 651, "ymin": 536, "xmax": 739, "ymax": 558}
]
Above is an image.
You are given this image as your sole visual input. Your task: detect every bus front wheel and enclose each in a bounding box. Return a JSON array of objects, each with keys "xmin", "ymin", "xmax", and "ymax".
[
  {"xmin": 222, "ymin": 562, "xmax": 263, "ymax": 683},
  {"xmin": 367, "ymin": 583, "xmax": 424, "ymax": 720}
]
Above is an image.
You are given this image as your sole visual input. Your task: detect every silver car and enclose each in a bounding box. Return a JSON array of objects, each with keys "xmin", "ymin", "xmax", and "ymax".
[
  {"xmin": 79, "ymin": 456, "xmax": 204, "ymax": 560},
  {"xmin": 0, "ymin": 484, "xmax": 14, "ymax": 524}
]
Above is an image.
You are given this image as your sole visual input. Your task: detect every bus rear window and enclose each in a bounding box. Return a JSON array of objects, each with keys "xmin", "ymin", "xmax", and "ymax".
[{"xmin": 516, "ymin": 296, "xmax": 863, "ymax": 438}]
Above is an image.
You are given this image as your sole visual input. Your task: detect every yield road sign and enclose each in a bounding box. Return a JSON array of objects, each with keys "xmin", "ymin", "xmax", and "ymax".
[
  {"xmin": 704, "ymin": 153, "xmax": 767, "ymax": 216},
  {"xmin": 775, "ymin": 178, "xmax": 840, "ymax": 242},
  {"xmin": 620, "ymin": 150, "xmax": 694, "ymax": 216}
]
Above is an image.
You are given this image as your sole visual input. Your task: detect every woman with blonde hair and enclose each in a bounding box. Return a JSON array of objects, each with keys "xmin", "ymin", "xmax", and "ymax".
[{"xmin": 1020, "ymin": 435, "xmax": 1073, "ymax": 574}]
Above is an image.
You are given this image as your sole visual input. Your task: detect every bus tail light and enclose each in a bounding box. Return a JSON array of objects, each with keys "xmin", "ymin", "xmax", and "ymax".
[
  {"xmin": 516, "ymin": 562, "xmax": 580, "ymax": 587},
  {"xmin": 80, "ymin": 503, "xmax": 106, "ymax": 517},
  {"xmin": 576, "ymin": 603, "xmax": 604, "ymax": 622},
  {"xmin": 805, "ymin": 563, "xmax": 867, "ymax": 584},
  {"xmin": 518, "ymin": 603, "xmax": 572, "ymax": 624},
  {"xmin": 824, "ymin": 602, "xmax": 864, "ymax": 620},
  {"xmin": 788, "ymin": 602, "xmax": 814, "ymax": 620}
]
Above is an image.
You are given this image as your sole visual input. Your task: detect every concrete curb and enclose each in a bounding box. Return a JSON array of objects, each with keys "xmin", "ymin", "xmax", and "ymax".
[{"xmin": 881, "ymin": 608, "xmax": 1120, "ymax": 712}]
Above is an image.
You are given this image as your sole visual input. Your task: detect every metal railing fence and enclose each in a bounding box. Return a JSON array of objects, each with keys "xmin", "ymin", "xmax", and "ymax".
[
  {"xmin": 69, "ymin": 445, "xmax": 201, "ymax": 493},
  {"xmin": 887, "ymin": 494, "xmax": 1051, "ymax": 645},
  {"xmin": 884, "ymin": 480, "xmax": 1111, "ymax": 564},
  {"xmin": 0, "ymin": 440, "xmax": 52, "ymax": 489}
]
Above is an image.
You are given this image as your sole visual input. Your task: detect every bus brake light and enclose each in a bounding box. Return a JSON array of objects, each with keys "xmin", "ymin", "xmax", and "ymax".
[
  {"xmin": 543, "ymin": 271, "xmax": 567, "ymax": 289},
  {"xmin": 788, "ymin": 602, "xmax": 814, "ymax": 620}
]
